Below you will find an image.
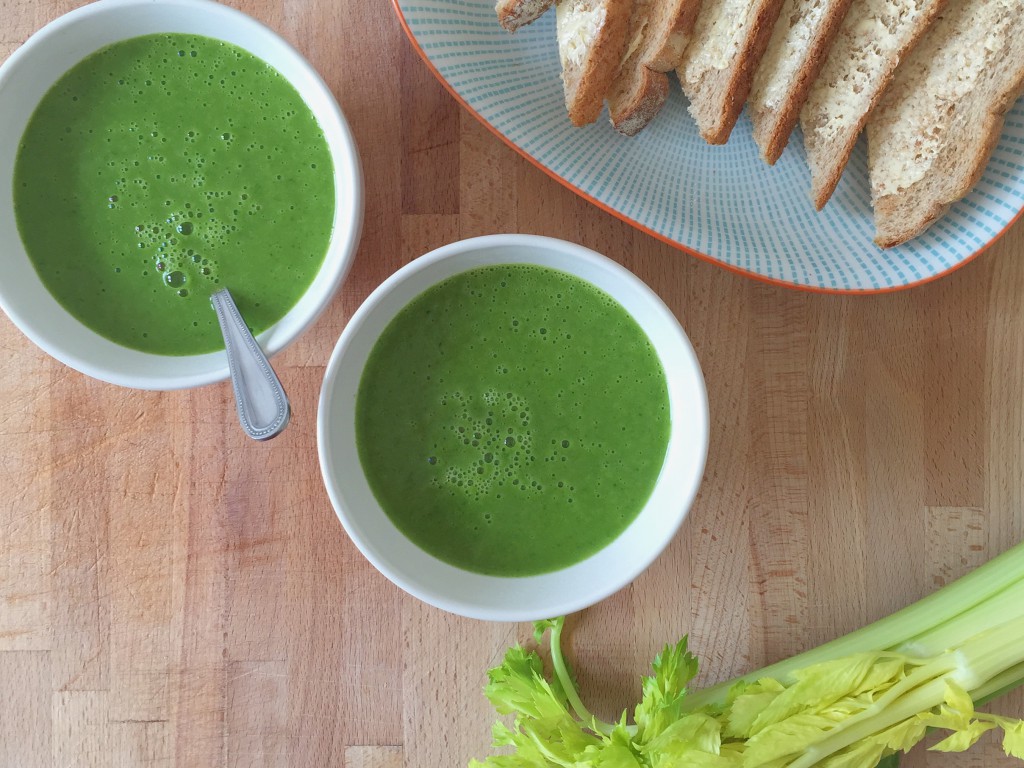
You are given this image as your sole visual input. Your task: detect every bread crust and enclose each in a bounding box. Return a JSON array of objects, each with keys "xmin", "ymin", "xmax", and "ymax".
[
  {"xmin": 560, "ymin": 0, "xmax": 633, "ymax": 126},
  {"xmin": 679, "ymin": 0, "xmax": 787, "ymax": 145},
  {"xmin": 871, "ymin": 24, "xmax": 1024, "ymax": 247},
  {"xmin": 643, "ymin": 0, "xmax": 703, "ymax": 72},
  {"xmin": 750, "ymin": 0, "xmax": 854, "ymax": 165},
  {"xmin": 609, "ymin": 66, "xmax": 670, "ymax": 135},
  {"xmin": 872, "ymin": 114, "xmax": 1004, "ymax": 248},
  {"xmin": 607, "ymin": 0, "xmax": 678, "ymax": 135},
  {"xmin": 802, "ymin": 0, "xmax": 947, "ymax": 210},
  {"xmin": 496, "ymin": 0, "xmax": 556, "ymax": 31}
]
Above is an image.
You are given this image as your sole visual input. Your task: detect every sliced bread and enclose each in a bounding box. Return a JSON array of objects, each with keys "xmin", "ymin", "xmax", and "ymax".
[
  {"xmin": 556, "ymin": 0, "xmax": 633, "ymax": 126},
  {"xmin": 642, "ymin": 0, "xmax": 704, "ymax": 72},
  {"xmin": 607, "ymin": 0, "xmax": 670, "ymax": 135},
  {"xmin": 607, "ymin": 0, "xmax": 704, "ymax": 134},
  {"xmin": 497, "ymin": 0, "xmax": 557, "ymax": 32},
  {"xmin": 676, "ymin": 0, "xmax": 788, "ymax": 145},
  {"xmin": 868, "ymin": 0, "xmax": 1024, "ymax": 247},
  {"xmin": 496, "ymin": 0, "xmax": 557, "ymax": 31},
  {"xmin": 799, "ymin": 0, "xmax": 947, "ymax": 210},
  {"xmin": 748, "ymin": 0, "xmax": 854, "ymax": 164}
]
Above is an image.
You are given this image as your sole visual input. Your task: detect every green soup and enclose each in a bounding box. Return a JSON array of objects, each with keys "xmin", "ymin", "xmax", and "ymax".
[
  {"xmin": 13, "ymin": 34, "xmax": 334, "ymax": 355},
  {"xmin": 355, "ymin": 264, "xmax": 671, "ymax": 577}
]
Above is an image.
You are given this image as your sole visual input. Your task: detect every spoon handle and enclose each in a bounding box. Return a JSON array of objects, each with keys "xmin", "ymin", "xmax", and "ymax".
[{"xmin": 210, "ymin": 288, "xmax": 290, "ymax": 441}]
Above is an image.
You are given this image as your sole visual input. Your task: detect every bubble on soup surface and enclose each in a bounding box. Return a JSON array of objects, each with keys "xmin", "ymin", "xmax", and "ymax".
[{"xmin": 164, "ymin": 270, "xmax": 186, "ymax": 288}]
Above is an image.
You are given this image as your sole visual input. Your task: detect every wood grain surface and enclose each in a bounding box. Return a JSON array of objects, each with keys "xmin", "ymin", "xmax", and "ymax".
[{"xmin": 2, "ymin": 1, "xmax": 1024, "ymax": 766}]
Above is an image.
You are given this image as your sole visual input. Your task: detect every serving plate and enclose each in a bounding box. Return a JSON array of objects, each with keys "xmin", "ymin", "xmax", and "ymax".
[{"xmin": 392, "ymin": 0, "xmax": 1024, "ymax": 293}]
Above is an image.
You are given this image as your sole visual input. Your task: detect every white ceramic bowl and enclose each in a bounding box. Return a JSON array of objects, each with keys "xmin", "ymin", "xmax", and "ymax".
[
  {"xmin": 0, "ymin": 0, "xmax": 362, "ymax": 389},
  {"xmin": 317, "ymin": 235, "xmax": 709, "ymax": 621}
]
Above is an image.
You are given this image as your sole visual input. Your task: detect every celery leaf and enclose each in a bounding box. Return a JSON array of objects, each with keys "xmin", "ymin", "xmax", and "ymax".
[
  {"xmin": 814, "ymin": 739, "xmax": 886, "ymax": 768},
  {"xmin": 639, "ymin": 710, "xmax": 751, "ymax": 766},
  {"xmin": 533, "ymin": 618, "xmax": 561, "ymax": 645},
  {"xmin": 942, "ymin": 680, "xmax": 976, "ymax": 719},
  {"xmin": 634, "ymin": 636, "xmax": 700, "ymax": 741},
  {"xmin": 725, "ymin": 680, "xmax": 784, "ymax": 738},
  {"xmin": 742, "ymin": 712, "xmax": 843, "ymax": 765},
  {"xmin": 918, "ymin": 681, "xmax": 977, "ymax": 733},
  {"xmin": 1003, "ymin": 720, "xmax": 1024, "ymax": 759},
  {"xmin": 483, "ymin": 645, "xmax": 568, "ymax": 724},
  {"xmin": 868, "ymin": 717, "xmax": 927, "ymax": 752},
  {"xmin": 749, "ymin": 654, "xmax": 906, "ymax": 734},
  {"xmin": 583, "ymin": 742, "xmax": 643, "ymax": 767},
  {"xmin": 929, "ymin": 720, "xmax": 997, "ymax": 752},
  {"xmin": 643, "ymin": 712, "xmax": 723, "ymax": 757}
]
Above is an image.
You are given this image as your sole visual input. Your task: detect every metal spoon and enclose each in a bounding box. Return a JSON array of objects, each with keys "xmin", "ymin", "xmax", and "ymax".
[{"xmin": 210, "ymin": 287, "xmax": 290, "ymax": 441}]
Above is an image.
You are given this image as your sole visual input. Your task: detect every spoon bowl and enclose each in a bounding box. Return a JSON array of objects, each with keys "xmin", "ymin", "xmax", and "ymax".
[{"xmin": 210, "ymin": 287, "xmax": 290, "ymax": 440}]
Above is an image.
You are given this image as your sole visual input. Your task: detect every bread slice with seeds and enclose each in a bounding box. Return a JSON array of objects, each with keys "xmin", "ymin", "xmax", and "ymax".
[
  {"xmin": 748, "ymin": 0, "xmax": 854, "ymax": 164},
  {"xmin": 868, "ymin": 0, "xmax": 1024, "ymax": 247},
  {"xmin": 799, "ymin": 0, "xmax": 947, "ymax": 210}
]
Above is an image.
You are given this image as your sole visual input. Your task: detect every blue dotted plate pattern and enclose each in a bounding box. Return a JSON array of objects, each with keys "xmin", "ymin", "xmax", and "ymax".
[{"xmin": 394, "ymin": 0, "xmax": 1024, "ymax": 291}]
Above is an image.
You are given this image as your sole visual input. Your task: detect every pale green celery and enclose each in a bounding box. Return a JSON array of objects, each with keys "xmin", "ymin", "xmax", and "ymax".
[
  {"xmin": 974, "ymin": 661, "xmax": 1024, "ymax": 706},
  {"xmin": 789, "ymin": 615, "xmax": 1024, "ymax": 768},
  {"xmin": 850, "ymin": 653, "xmax": 960, "ymax": 721},
  {"xmin": 474, "ymin": 544, "xmax": 1024, "ymax": 768},
  {"xmin": 895, "ymin": 578, "xmax": 1024, "ymax": 658},
  {"xmin": 791, "ymin": 674, "xmax": 954, "ymax": 768},
  {"xmin": 547, "ymin": 617, "xmax": 617, "ymax": 735},
  {"xmin": 530, "ymin": 615, "xmax": 1024, "ymax": 768},
  {"xmin": 683, "ymin": 541, "xmax": 1024, "ymax": 712}
]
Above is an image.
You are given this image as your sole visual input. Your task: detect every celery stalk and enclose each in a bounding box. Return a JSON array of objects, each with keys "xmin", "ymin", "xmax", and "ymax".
[
  {"xmin": 683, "ymin": 541, "xmax": 1024, "ymax": 712},
  {"xmin": 974, "ymin": 661, "xmax": 1024, "ymax": 705},
  {"xmin": 545, "ymin": 617, "xmax": 616, "ymax": 734},
  {"xmin": 895, "ymin": 578, "xmax": 1024, "ymax": 657},
  {"xmin": 789, "ymin": 616, "xmax": 1024, "ymax": 768},
  {"xmin": 471, "ymin": 542, "xmax": 1024, "ymax": 768}
]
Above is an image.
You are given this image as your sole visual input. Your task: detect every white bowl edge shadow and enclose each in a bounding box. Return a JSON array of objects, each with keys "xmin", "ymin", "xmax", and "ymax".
[
  {"xmin": 0, "ymin": 0, "xmax": 363, "ymax": 390},
  {"xmin": 317, "ymin": 234, "xmax": 710, "ymax": 622}
]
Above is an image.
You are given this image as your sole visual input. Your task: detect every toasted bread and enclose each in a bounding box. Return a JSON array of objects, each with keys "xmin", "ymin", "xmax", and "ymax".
[
  {"xmin": 677, "ymin": 0, "xmax": 788, "ymax": 145},
  {"xmin": 608, "ymin": 0, "xmax": 704, "ymax": 135},
  {"xmin": 748, "ymin": 0, "xmax": 854, "ymax": 164},
  {"xmin": 606, "ymin": 0, "xmax": 679, "ymax": 135},
  {"xmin": 643, "ymin": 0, "xmax": 704, "ymax": 72},
  {"xmin": 496, "ymin": 0, "xmax": 556, "ymax": 32},
  {"xmin": 868, "ymin": 0, "xmax": 1024, "ymax": 248},
  {"xmin": 556, "ymin": 0, "xmax": 633, "ymax": 126},
  {"xmin": 492, "ymin": 0, "xmax": 1023, "ymax": 249},
  {"xmin": 799, "ymin": 0, "xmax": 947, "ymax": 210}
]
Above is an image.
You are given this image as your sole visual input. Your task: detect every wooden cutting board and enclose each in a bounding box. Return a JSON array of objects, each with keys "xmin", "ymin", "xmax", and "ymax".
[{"xmin": 1, "ymin": 1, "xmax": 1022, "ymax": 766}]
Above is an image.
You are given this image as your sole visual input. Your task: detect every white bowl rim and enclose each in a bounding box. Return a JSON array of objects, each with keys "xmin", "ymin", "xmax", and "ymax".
[
  {"xmin": 317, "ymin": 234, "xmax": 709, "ymax": 621},
  {"xmin": 0, "ymin": 0, "xmax": 364, "ymax": 390}
]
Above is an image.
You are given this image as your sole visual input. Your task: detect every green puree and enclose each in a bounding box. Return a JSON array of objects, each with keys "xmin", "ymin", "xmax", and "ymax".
[
  {"xmin": 13, "ymin": 34, "xmax": 333, "ymax": 355},
  {"xmin": 356, "ymin": 265, "xmax": 671, "ymax": 577}
]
